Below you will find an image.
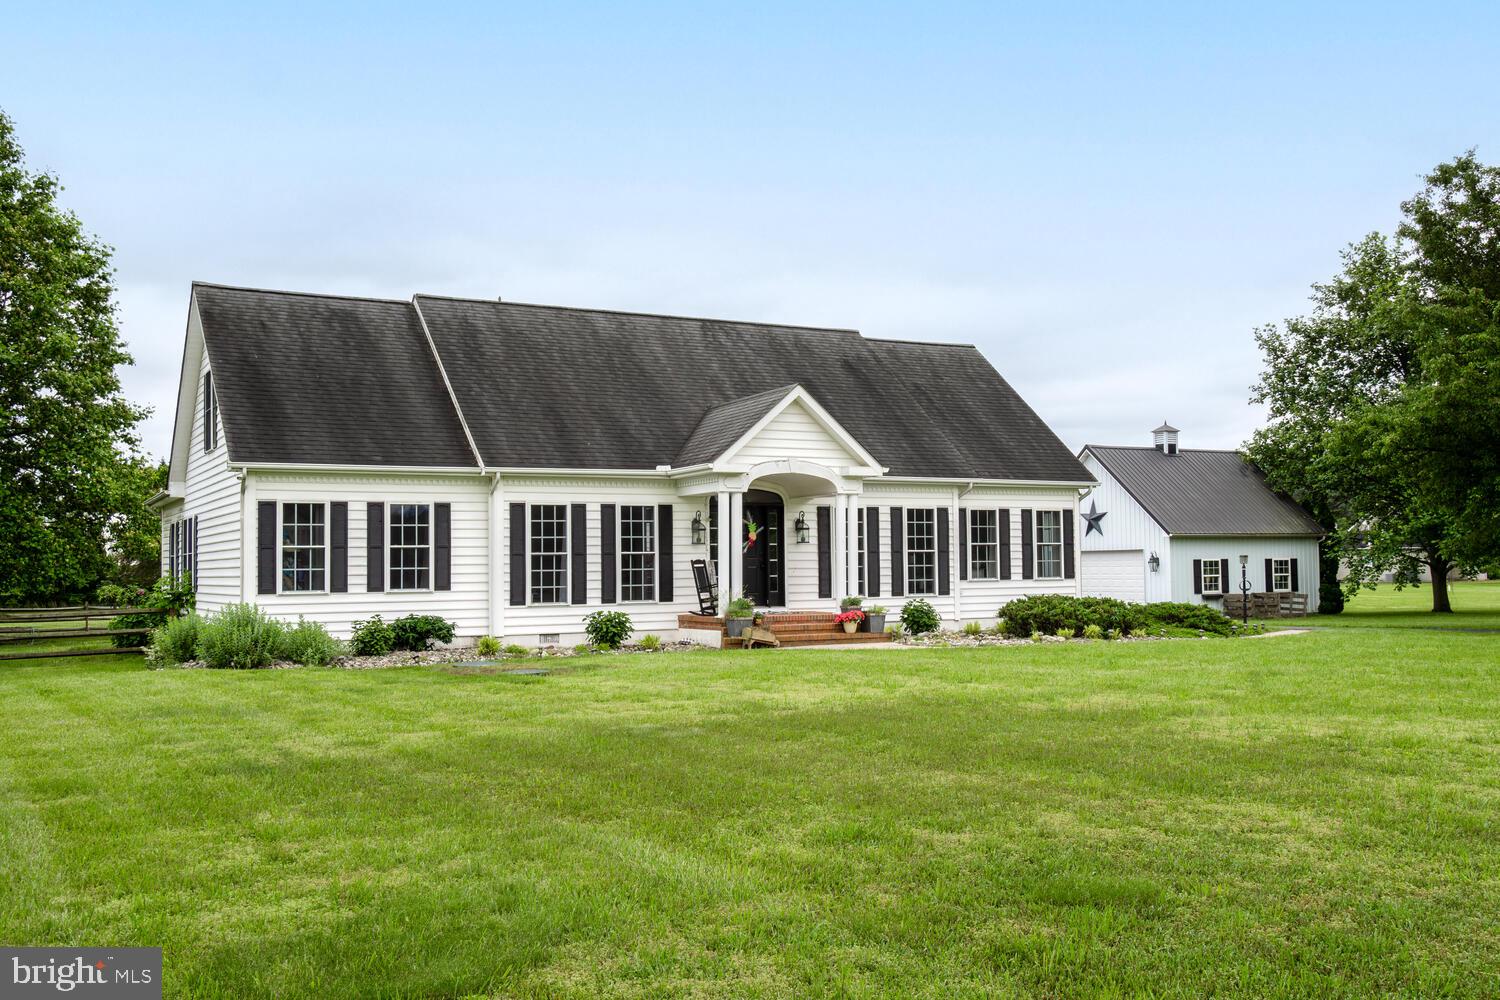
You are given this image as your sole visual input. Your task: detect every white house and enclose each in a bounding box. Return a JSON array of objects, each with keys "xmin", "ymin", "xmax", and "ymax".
[
  {"xmin": 151, "ymin": 283, "xmax": 1093, "ymax": 645},
  {"xmin": 1076, "ymin": 424, "xmax": 1324, "ymax": 609}
]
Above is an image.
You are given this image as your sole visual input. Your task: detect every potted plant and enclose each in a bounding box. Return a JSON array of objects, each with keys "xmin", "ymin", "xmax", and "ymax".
[
  {"xmin": 833, "ymin": 609, "xmax": 865, "ymax": 634},
  {"xmin": 864, "ymin": 605, "xmax": 887, "ymax": 633},
  {"xmin": 839, "ymin": 595, "xmax": 864, "ymax": 611},
  {"xmin": 725, "ymin": 594, "xmax": 754, "ymax": 638}
]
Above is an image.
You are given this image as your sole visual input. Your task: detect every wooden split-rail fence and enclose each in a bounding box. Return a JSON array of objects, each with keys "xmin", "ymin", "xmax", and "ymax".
[{"xmin": 0, "ymin": 605, "xmax": 175, "ymax": 661}]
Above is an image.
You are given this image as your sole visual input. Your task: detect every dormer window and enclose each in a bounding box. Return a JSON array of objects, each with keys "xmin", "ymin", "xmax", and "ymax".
[{"xmin": 202, "ymin": 372, "xmax": 218, "ymax": 452}]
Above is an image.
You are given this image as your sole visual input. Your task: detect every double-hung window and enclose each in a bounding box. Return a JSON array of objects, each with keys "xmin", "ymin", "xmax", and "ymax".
[
  {"xmin": 620, "ymin": 505, "xmax": 657, "ymax": 602},
  {"xmin": 529, "ymin": 504, "xmax": 569, "ymax": 604},
  {"xmin": 281, "ymin": 503, "xmax": 326, "ymax": 592},
  {"xmin": 202, "ymin": 373, "xmax": 218, "ymax": 452},
  {"xmin": 1201, "ymin": 558, "xmax": 1222, "ymax": 595},
  {"xmin": 1035, "ymin": 510, "xmax": 1063, "ymax": 579},
  {"xmin": 1272, "ymin": 558, "xmax": 1292, "ymax": 592},
  {"xmin": 389, "ymin": 503, "xmax": 431, "ymax": 590},
  {"xmin": 906, "ymin": 508, "xmax": 937, "ymax": 596},
  {"xmin": 969, "ymin": 509, "xmax": 999, "ymax": 580}
]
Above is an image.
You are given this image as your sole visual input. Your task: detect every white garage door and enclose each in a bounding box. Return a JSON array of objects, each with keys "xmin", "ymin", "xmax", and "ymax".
[{"xmin": 1082, "ymin": 550, "xmax": 1145, "ymax": 602}]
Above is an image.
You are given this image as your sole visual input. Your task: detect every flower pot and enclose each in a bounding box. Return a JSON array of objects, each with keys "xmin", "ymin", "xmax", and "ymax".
[
  {"xmin": 726, "ymin": 617, "xmax": 752, "ymax": 638},
  {"xmin": 842, "ymin": 620, "xmax": 858, "ymax": 634},
  {"xmin": 865, "ymin": 613, "xmax": 886, "ymax": 633}
]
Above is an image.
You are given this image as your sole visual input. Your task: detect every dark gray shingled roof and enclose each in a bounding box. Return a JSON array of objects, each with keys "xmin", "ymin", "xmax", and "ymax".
[
  {"xmin": 193, "ymin": 284, "xmax": 477, "ymax": 467},
  {"xmin": 674, "ymin": 385, "xmax": 799, "ymax": 466},
  {"xmin": 1083, "ymin": 446, "xmax": 1324, "ymax": 536},
  {"xmin": 191, "ymin": 283, "xmax": 1091, "ymax": 481}
]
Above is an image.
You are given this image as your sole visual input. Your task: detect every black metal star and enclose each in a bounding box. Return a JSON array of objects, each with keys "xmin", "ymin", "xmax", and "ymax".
[{"xmin": 1082, "ymin": 500, "xmax": 1106, "ymax": 536}]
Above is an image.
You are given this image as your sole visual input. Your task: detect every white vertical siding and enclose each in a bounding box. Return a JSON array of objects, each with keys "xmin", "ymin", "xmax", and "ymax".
[
  {"xmin": 1170, "ymin": 537, "xmax": 1321, "ymax": 611},
  {"xmin": 1078, "ymin": 452, "xmax": 1174, "ymax": 603}
]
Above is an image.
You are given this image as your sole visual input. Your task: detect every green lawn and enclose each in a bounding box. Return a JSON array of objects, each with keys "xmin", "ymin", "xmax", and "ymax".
[
  {"xmin": 1257, "ymin": 579, "xmax": 1500, "ymax": 630},
  {"xmin": 3, "ymin": 631, "xmax": 1499, "ymax": 998}
]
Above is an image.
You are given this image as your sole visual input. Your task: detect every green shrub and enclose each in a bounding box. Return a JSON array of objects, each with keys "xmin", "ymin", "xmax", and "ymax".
[
  {"xmin": 1140, "ymin": 602, "xmax": 1234, "ymax": 636},
  {"xmin": 724, "ymin": 595, "xmax": 754, "ymax": 618},
  {"xmin": 1081, "ymin": 623, "xmax": 1104, "ymax": 640},
  {"xmin": 150, "ymin": 613, "xmax": 202, "ymax": 664},
  {"xmin": 280, "ymin": 617, "xmax": 343, "ymax": 666},
  {"xmin": 476, "ymin": 635, "xmax": 501, "ymax": 657},
  {"xmin": 504, "ymin": 643, "xmax": 532, "ymax": 657},
  {"xmin": 103, "ymin": 575, "xmax": 196, "ymax": 647},
  {"xmin": 900, "ymin": 598, "xmax": 941, "ymax": 635},
  {"xmin": 997, "ymin": 595, "xmax": 1147, "ymax": 638},
  {"xmin": 390, "ymin": 614, "xmax": 455, "ymax": 651},
  {"xmin": 350, "ymin": 615, "xmax": 396, "ymax": 656},
  {"xmin": 1054, "ymin": 627, "xmax": 1073, "ymax": 639},
  {"xmin": 1030, "ymin": 630, "xmax": 1044, "ymax": 643},
  {"xmin": 885, "ymin": 623, "xmax": 905, "ymax": 640},
  {"xmin": 638, "ymin": 633, "xmax": 662, "ymax": 650},
  {"xmin": 583, "ymin": 610, "xmax": 633, "ymax": 649},
  {"xmin": 573, "ymin": 643, "xmax": 594, "ymax": 655},
  {"xmin": 962, "ymin": 621, "xmax": 982, "ymax": 636},
  {"xmin": 197, "ymin": 603, "xmax": 285, "ymax": 669}
]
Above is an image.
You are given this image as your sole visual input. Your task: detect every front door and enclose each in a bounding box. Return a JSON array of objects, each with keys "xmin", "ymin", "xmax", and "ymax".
[{"xmin": 741, "ymin": 493, "xmax": 785, "ymax": 607}]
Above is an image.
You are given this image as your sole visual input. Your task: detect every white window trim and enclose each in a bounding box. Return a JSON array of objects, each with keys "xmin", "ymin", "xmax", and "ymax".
[
  {"xmin": 278, "ymin": 501, "xmax": 330, "ymax": 595},
  {"xmin": 969, "ymin": 508, "xmax": 999, "ymax": 581},
  {"xmin": 526, "ymin": 502, "xmax": 571, "ymax": 607},
  {"xmin": 618, "ymin": 503, "xmax": 658, "ymax": 604},
  {"xmin": 906, "ymin": 507, "xmax": 938, "ymax": 597},
  {"xmin": 1201, "ymin": 558, "xmax": 1222, "ymax": 596},
  {"xmin": 386, "ymin": 500, "xmax": 435, "ymax": 593},
  {"xmin": 203, "ymin": 373, "xmax": 218, "ymax": 453},
  {"xmin": 1272, "ymin": 558, "xmax": 1293, "ymax": 593},
  {"xmin": 1034, "ymin": 509, "xmax": 1063, "ymax": 580}
]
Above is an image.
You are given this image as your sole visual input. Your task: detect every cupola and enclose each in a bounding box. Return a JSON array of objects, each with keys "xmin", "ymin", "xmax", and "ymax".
[{"xmin": 1152, "ymin": 421, "xmax": 1180, "ymax": 455}]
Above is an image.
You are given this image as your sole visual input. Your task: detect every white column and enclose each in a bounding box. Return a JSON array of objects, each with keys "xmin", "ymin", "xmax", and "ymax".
[
  {"xmin": 728, "ymin": 491, "xmax": 744, "ymax": 602},
  {"xmin": 716, "ymin": 489, "xmax": 733, "ymax": 603},
  {"xmin": 489, "ymin": 474, "xmax": 505, "ymax": 638},
  {"xmin": 846, "ymin": 492, "xmax": 860, "ymax": 597},
  {"xmin": 830, "ymin": 495, "xmax": 845, "ymax": 604}
]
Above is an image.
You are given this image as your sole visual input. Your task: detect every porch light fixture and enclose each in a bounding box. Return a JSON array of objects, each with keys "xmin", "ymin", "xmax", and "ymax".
[
  {"xmin": 691, "ymin": 510, "xmax": 706, "ymax": 546},
  {"xmin": 794, "ymin": 510, "xmax": 810, "ymax": 544},
  {"xmin": 1148, "ymin": 551, "xmax": 1161, "ymax": 573}
]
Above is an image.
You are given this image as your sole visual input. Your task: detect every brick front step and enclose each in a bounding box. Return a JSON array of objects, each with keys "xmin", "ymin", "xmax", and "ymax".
[{"xmin": 724, "ymin": 632, "xmax": 890, "ymax": 648}]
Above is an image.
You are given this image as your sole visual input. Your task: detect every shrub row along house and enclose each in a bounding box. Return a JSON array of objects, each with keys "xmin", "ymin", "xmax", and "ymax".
[{"xmin": 151, "ymin": 283, "xmax": 1097, "ymax": 645}]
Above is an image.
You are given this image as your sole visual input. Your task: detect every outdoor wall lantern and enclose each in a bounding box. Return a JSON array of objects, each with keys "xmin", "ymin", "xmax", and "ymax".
[
  {"xmin": 794, "ymin": 510, "xmax": 810, "ymax": 544},
  {"xmin": 691, "ymin": 510, "xmax": 706, "ymax": 546},
  {"xmin": 1148, "ymin": 551, "xmax": 1161, "ymax": 573}
]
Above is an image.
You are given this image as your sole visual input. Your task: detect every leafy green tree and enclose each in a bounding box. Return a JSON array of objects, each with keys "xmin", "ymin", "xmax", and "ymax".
[
  {"xmin": 1249, "ymin": 153, "xmax": 1500, "ymax": 613},
  {"xmin": 0, "ymin": 110, "xmax": 150, "ymax": 603}
]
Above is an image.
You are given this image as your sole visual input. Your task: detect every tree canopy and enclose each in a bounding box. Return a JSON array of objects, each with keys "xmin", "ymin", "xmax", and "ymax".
[
  {"xmin": 1248, "ymin": 152, "xmax": 1500, "ymax": 612},
  {"xmin": 0, "ymin": 110, "xmax": 154, "ymax": 603}
]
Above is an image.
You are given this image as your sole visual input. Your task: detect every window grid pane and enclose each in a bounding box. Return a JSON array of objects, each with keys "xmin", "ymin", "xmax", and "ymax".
[
  {"xmin": 970, "ymin": 509, "xmax": 998, "ymax": 580},
  {"xmin": 281, "ymin": 502, "xmax": 326, "ymax": 592},
  {"xmin": 906, "ymin": 508, "xmax": 937, "ymax": 596},
  {"xmin": 621, "ymin": 505, "xmax": 656, "ymax": 602},
  {"xmin": 1202, "ymin": 559, "xmax": 1221, "ymax": 594},
  {"xmin": 530, "ymin": 504, "xmax": 569, "ymax": 604},
  {"xmin": 1036, "ymin": 510, "xmax": 1063, "ymax": 579},
  {"xmin": 389, "ymin": 503, "xmax": 431, "ymax": 590},
  {"xmin": 1273, "ymin": 558, "xmax": 1292, "ymax": 591}
]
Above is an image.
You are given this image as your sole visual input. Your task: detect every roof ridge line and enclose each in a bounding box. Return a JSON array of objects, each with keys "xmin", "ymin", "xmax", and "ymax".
[
  {"xmin": 865, "ymin": 336, "xmax": 977, "ymax": 349},
  {"xmin": 191, "ymin": 281, "xmax": 408, "ymax": 305},
  {"xmin": 1087, "ymin": 444, "xmax": 1244, "ymax": 454},
  {"xmin": 413, "ymin": 293, "xmax": 863, "ymax": 335}
]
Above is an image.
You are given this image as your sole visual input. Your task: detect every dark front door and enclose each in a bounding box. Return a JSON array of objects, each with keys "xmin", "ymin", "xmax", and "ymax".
[{"xmin": 741, "ymin": 493, "xmax": 785, "ymax": 607}]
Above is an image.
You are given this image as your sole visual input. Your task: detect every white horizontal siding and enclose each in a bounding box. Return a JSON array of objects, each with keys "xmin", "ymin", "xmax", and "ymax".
[
  {"xmin": 731, "ymin": 401, "xmax": 860, "ymax": 466},
  {"xmin": 176, "ymin": 328, "xmax": 241, "ymax": 616}
]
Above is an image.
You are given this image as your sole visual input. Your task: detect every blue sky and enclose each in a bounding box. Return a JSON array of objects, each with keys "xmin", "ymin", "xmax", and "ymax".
[{"xmin": 6, "ymin": 2, "xmax": 1497, "ymax": 460}]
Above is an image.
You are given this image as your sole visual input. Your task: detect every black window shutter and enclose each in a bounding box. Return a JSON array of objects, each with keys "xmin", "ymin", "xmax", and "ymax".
[
  {"xmin": 890, "ymin": 507, "xmax": 904, "ymax": 597},
  {"xmin": 330, "ymin": 502, "xmax": 348, "ymax": 592},
  {"xmin": 1264, "ymin": 558, "xmax": 1274, "ymax": 591},
  {"xmin": 168, "ymin": 520, "xmax": 176, "ymax": 577},
  {"xmin": 1063, "ymin": 510, "xmax": 1075, "ymax": 579},
  {"xmin": 601, "ymin": 504, "xmax": 617, "ymax": 604},
  {"xmin": 1193, "ymin": 559, "xmax": 1203, "ymax": 595},
  {"xmin": 1020, "ymin": 509, "xmax": 1034, "ymax": 580},
  {"xmin": 1220, "ymin": 559, "xmax": 1230, "ymax": 595},
  {"xmin": 1290, "ymin": 558, "xmax": 1300, "ymax": 592},
  {"xmin": 816, "ymin": 506, "xmax": 832, "ymax": 599},
  {"xmin": 937, "ymin": 508, "xmax": 951, "ymax": 596},
  {"xmin": 866, "ymin": 507, "xmax": 881, "ymax": 597},
  {"xmin": 571, "ymin": 503, "xmax": 587, "ymax": 604},
  {"xmin": 958, "ymin": 508, "xmax": 968, "ymax": 582},
  {"xmin": 257, "ymin": 501, "xmax": 276, "ymax": 594},
  {"xmin": 999, "ymin": 508, "xmax": 1011, "ymax": 579},
  {"xmin": 434, "ymin": 502, "xmax": 451, "ymax": 591},
  {"xmin": 509, "ymin": 503, "xmax": 526, "ymax": 606},
  {"xmin": 366, "ymin": 503, "xmax": 384, "ymax": 592},
  {"xmin": 658, "ymin": 504, "xmax": 674, "ymax": 601},
  {"xmin": 191, "ymin": 516, "xmax": 199, "ymax": 591}
]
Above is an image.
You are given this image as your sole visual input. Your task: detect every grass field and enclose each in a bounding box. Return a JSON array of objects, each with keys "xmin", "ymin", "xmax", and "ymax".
[
  {"xmin": 1251, "ymin": 579, "xmax": 1500, "ymax": 630},
  {"xmin": 2, "ymin": 628, "xmax": 1498, "ymax": 997}
]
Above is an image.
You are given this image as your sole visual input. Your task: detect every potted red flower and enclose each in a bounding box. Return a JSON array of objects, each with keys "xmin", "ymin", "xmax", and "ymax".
[{"xmin": 833, "ymin": 609, "xmax": 865, "ymax": 634}]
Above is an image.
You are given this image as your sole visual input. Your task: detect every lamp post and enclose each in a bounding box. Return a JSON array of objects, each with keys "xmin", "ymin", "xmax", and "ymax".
[{"xmin": 1238, "ymin": 554, "xmax": 1251, "ymax": 624}]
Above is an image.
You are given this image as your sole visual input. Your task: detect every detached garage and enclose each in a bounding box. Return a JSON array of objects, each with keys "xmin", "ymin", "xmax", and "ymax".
[{"xmin": 1075, "ymin": 424, "xmax": 1324, "ymax": 611}]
